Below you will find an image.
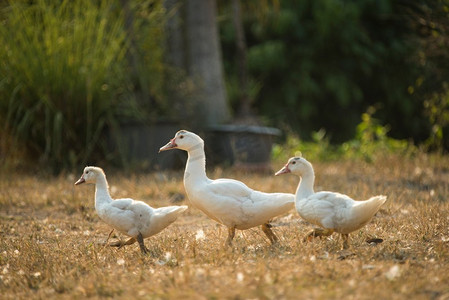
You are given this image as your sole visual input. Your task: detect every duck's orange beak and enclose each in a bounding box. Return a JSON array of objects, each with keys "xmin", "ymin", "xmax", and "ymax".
[
  {"xmin": 74, "ymin": 176, "xmax": 85, "ymax": 185},
  {"xmin": 159, "ymin": 138, "xmax": 177, "ymax": 152},
  {"xmin": 275, "ymin": 164, "xmax": 290, "ymax": 176}
]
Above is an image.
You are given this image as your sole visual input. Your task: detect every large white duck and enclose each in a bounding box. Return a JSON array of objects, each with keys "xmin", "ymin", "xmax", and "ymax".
[
  {"xmin": 75, "ymin": 166, "xmax": 188, "ymax": 254},
  {"xmin": 275, "ymin": 156, "xmax": 387, "ymax": 249},
  {"xmin": 159, "ymin": 130, "xmax": 295, "ymax": 245}
]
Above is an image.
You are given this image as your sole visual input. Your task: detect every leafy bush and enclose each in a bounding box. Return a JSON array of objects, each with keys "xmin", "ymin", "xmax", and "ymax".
[
  {"xmin": 273, "ymin": 107, "xmax": 415, "ymax": 163},
  {"xmin": 340, "ymin": 107, "xmax": 415, "ymax": 162},
  {"xmin": 272, "ymin": 129, "xmax": 338, "ymax": 164}
]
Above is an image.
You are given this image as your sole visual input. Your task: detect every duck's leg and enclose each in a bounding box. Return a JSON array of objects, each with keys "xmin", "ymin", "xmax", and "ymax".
[
  {"xmin": 303, "ymin": 228, "xmax": 334, "ymax": 242},
  {"xmin": 136, "ymin": 232, "xmax": 150, "ymax": 254},
  {"xmin": 225, "ymin": 226, "xmax": 236, "ymax": 246},
  {"xmin": 109, "ymin": 237, "xmax": 136, "ymax": 248},
  {"xmin": 341, "ymin": 234, "xmax": 350, "ymax": 249},
  {"xmin": 104, "ymin": 229, "xmax": 114, "ymax": 245},
  {"xmin": 261, "ymin": 223, "xmax": 279, "ymax": 244}
]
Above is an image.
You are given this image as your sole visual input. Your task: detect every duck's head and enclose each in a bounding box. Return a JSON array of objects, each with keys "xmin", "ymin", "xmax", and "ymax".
[
  {"xmin": 74, "ymin": 166, "xmax": 105, "ymax": 185},
  {"xmin": 159, "ymin": 130, "xmax": 204, "ymax": 152},
  {"xmin": 275, "ymin": 156, "xmax": 313, "ymax": 177}
]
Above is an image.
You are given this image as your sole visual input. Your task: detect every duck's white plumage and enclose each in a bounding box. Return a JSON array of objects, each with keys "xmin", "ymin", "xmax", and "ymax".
[
  {"xmin": 275, "ymin": 156, "xmax": 386, "ymax": 248},
  {"xmin": 159, "ymin": 130, "xmax": 295, "ymax": 244},
  {"xmin": 295, "ymin": 191, "xmax": 386, "ymax": 234},
  {"xmin": 75, "ymin": 166, "xmax": 187, "ymax": 253},
  {"xmin": 188, "ymin": 177, "xmax": 294, "ymax": 230},
  {"xmin": 96, "ymin": 197, "xmax": 187, "ymax": 238}
]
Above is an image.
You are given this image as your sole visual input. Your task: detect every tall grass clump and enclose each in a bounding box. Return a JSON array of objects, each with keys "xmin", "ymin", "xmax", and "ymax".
[{"xmin": 0, "ymin": 0, "xmax": 165, "ymax": 173}]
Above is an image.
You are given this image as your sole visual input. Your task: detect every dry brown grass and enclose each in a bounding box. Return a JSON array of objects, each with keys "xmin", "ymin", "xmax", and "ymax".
[{"xmin": 1, "ymin": 153, "xmax": 449, "ymax": 299}]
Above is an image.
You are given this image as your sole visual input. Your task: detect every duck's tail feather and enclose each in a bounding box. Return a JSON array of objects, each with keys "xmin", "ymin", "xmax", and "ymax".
[
  {"xmin": 169, "ymin": 205, "xmax": 188, "ymax": 216},
  {"xmin": 156, "ymin": 205, "xmax": 188, "ymax": 219},
  {"xmin": 353, "ymin": 195, "xmax": 387, "ymax": 221}
]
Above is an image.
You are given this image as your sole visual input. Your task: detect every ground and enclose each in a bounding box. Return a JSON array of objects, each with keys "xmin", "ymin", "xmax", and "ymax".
[{"xmin": 0, "ymin": 153, "xmax": 448, "ymax": 299}]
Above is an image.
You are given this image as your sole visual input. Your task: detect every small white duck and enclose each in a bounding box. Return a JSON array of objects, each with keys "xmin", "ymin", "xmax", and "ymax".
[
  {"xmin": 275, "ymin": 156, "xmax": 387, "ymax": 249},
  {"xmin": 74, "ymin": 166, "xmax": 188, "ymax": 254},
  {"xmin": 159, "ymin": 130, "xmax": 295, "ymax": 245}
]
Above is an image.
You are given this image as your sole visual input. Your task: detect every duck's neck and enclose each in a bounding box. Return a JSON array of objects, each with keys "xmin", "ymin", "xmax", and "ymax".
[
  {"xmin": 296, "ymin": 171, "xmax": 315, "ymax": 200},
  {"xmin": 94, "ymin": 175, "xmax": 112, "ymax": 209},
  {"xmin": 184, "ymin": 143, "xmax": 208, "ymax": 184}
]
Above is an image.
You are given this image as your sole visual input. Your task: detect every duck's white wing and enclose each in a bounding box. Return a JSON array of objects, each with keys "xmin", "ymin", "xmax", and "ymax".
[
  {"xmin": 297, "ymin": 192, "xmax": 354, "ymax": 229},
  {"xmin": 237, "ymin": 190, "xmax": 295, "ymax": 228},
  {"xmin": 209, "ymin": 179, "xmax": 294, "ymax": 205},
  {"xmin": 111, "ymin": 198, "xmax": 154, "ymax": 214},
  {"xmin": 208, "ymin": 178, "xmax": 253, "ymax": 199},
  {"xmin": 101, "ymin": 198, "xmax": 153, "ymax": 236},
  {"xmin": 110, "ymin": 198, "xmax": 134, "ymax": 210},
  {"xmin": 200, "ymin": 179, "xmax": 294, "ymax": 229},
  {"xmin": 187, "ymin": 178, "xmax": 254, "ymax": 226}
]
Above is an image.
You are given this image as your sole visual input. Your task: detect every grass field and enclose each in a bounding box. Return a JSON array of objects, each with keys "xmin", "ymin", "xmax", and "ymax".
[{"xmin": 1, "ymin": 153, "xmax": 449, "ymax": 299}]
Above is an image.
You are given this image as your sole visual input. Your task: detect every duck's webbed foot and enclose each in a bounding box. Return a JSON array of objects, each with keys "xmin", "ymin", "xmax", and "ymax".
[
  {"xmin": 225, "ymin": 226, "xmax": 236, "ymax": 247},
  {"xmin": 261, "ymin": 223, "xmax": 279, "ymax": 245},
  {"xmin": 109, "ymin": 237, "xmax": 136, "ymax": 248},
  {"xmin": 303, "ymin": 228, "xmax": 334, "ymax": 242}
]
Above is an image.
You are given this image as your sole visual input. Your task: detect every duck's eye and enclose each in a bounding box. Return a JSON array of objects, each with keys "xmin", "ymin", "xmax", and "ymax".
[
  {"xmin": 86, "ymin": 171, "xmax": 89, "ymax": 174},
  {"xmin": 179, "ymin": 135, "xmax": 184, "ymax": 139},
  {"xmin": 291, "ymin": 161, "xmax": 296, "ymax": 165}
]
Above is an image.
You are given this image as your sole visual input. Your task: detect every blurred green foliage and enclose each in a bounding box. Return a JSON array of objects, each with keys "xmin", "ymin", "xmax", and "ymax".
[
  {"xmin": 0, "ymin": 0, "xmax": 166, "ymax": 172},
  {"xmin": 1, "ymin": 0, "xmax": 449, "ymax": 173},
  {"xmin": 220, "ymin": 0, "xmax": 449, "ymax": 146}
]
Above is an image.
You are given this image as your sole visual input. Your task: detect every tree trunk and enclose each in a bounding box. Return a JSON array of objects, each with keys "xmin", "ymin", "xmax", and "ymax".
[
  {"xmin": 231, "ymin": 0, "xmax": 251, "ymax": 118},
  {"xmin": 165, "ymin": 0, "xmax": 230, "ymax": 126}
]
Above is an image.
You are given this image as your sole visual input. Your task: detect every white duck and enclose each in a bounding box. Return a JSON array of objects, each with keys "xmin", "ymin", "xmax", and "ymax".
[
  {"xmin": 74, "ymin": 166, "xmax": 188, "ymax": 254},
  {"xmin": 275, "ymin": 156, "xmax": 387, "ymax": 249},
  {"xmin": 159, "ymin": 130, "xmax": 295, "ymax": 245}
]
